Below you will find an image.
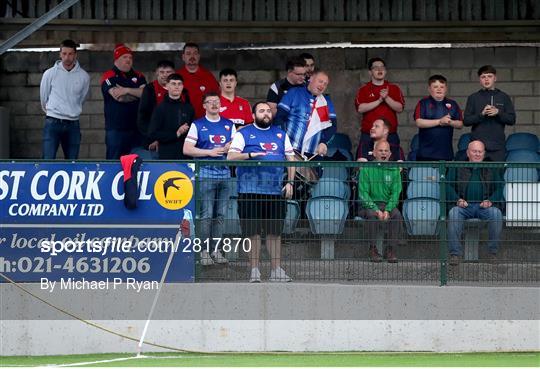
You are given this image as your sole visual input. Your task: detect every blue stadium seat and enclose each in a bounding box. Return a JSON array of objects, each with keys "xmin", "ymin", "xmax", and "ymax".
[
  {"xmin": 457, "ymin": 133, "xmax": 472, "ymax": 151},
  {"xmin": 454, "ymin": 149, "xmax": 467, "ymax": 161},
  {"xmin": 504, "ymin": 167, "xmax": 539, "ymax": 182},
  {"xmin": 307, "ymin": 197, "xmax": 349, "ymax": 235},
  {"xmin": 321, "ymin": 166, "xmax": 348, "ymax": 181},
  {"xmin": 326, "ymin": 147, "xmax": 354, "ymax": 161},
  {"xmin": 130, "ymin": 147, "xmax": 159, "ymax": 160},
  {"xmin": 282, "ymin": 200, "xmax": 300, "ymax": 234},
  {"xmin": 506, "ymin": 149, "xmax": 540, "ymax": 162},
  {"xmin": 223, "ymin": 198, "xmax": 242, "ymax": 235},
  {"xmin": 311, "ymin": 178, "xmax": 351, "ymax": 200},
  {"xmin": 402, "ymin": 198, "xmax": 440, "ymax": 236},
  {"xmin": 506, "ymin": 133, "xmax": 539, "ymax": 152},
  {"xmin": 406, "ymin": 181, "xmax": 440, "ymax": 199},
  {"xmin": 408, "ymin": 167, "xmax": 440, "ymax": 182},
  {"xmin": 407, "ymin": 134, "xmax": 419, "ymax": 161},
  {"xmin": 327, "ymin": 133, "xmax": 352, "ymax": 152}
]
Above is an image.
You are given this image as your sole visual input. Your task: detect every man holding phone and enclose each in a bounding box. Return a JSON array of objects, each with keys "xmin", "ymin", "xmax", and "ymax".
[{"xmin": 464, "ymin": 65, "xmax": 516, "ymax": 162}]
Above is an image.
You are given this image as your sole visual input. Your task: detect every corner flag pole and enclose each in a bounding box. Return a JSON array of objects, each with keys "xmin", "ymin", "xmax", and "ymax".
[{"xmin": 136, "ymin": 224, "xmax": 182, "ymax": 357}]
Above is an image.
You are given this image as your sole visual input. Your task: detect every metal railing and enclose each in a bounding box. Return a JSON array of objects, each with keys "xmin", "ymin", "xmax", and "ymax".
[{"xmin": 193, "ymin": 159, "xmax": 540, "ymax": 286}]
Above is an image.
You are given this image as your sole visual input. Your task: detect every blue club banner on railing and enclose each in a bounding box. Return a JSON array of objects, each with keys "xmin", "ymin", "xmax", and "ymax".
[{"xmin": 0, "ymin": 162, "xmax": 196, "ymax": 282}]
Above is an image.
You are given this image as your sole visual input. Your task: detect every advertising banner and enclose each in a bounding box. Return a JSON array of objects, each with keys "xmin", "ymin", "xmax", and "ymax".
[{"xmin": 0, "ymin": 161, "xmax": 195, "ymax": 282}]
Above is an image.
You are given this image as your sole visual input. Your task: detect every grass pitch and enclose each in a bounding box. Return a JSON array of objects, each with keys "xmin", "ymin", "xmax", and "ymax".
[{"xmin": 0, "ymin": 352, "xmax": 539, "ymax": 367}]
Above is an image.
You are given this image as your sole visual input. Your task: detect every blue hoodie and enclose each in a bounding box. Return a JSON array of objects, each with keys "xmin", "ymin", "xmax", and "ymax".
[{"xmin": 40, "ymin": 60, "xmax": 90, "ymax": 120}]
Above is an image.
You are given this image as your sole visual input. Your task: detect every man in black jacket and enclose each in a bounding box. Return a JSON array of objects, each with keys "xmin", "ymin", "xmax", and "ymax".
[
  {"xmin": 463, "ymin": 65, "xmax": 516, "ymax": 162},
  {"xmin": 148, "ymin": 74, "xmax": 194, "ymax": 159},
  {"xmin": 137, "ymin": 60, "xmax": 175, "ymax": 156}
]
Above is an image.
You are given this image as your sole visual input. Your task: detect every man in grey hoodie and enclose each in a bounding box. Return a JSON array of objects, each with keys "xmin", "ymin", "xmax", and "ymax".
[{"xmin": 40, "ymin": 39, "xmax": 90, "ymax": 159}]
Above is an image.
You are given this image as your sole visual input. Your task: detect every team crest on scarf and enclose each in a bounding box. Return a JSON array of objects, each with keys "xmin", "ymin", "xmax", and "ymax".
[{"xmin": 302, "ymin": 95, "xmax": 331, "ymax": 155}]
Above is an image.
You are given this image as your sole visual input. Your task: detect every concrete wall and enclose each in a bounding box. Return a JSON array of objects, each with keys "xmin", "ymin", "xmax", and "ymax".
[
  {"xmin": 0, "ymin": 46, "xmax": 539, "ymax": 159},
  {"xmin": 1, "ymin": 284, "xmax": 539, "ymax": 355}
]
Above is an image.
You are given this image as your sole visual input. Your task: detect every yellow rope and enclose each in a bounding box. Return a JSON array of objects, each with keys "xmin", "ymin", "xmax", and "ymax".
[{"xmin": 0, "ymin": 272, "xmax": 211, "ymax": 354}]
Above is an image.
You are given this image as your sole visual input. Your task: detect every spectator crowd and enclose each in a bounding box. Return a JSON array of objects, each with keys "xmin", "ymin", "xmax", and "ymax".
[{"xmin": 39, "ymin": 40, "xmax": 524, "ymax": 281}]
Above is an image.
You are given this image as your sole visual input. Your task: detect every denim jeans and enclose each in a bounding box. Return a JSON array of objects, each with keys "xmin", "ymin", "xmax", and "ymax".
[
  {"xmin": 197, "ymin": 178, "xmax": 231, "ymax": 249},
  {"xmin": 42, "ymin": 116, "xmax": 81, "ymax": 159},
  {"xmin": 106, "ymin": 130, "xmax": 140, "ymax": 160},
  {"xmin": 448, "ymin": 203, "xmax": 503, "ymax": 256}
]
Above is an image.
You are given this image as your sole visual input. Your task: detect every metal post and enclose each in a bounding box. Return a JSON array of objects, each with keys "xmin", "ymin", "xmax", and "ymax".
[
  {"xmin": 0, "ymin": 0, "xmax": 80, "ymax": 55},
  {"xmin": 439, "ymin": 161, "xmax": 448, "ymax": 286}
]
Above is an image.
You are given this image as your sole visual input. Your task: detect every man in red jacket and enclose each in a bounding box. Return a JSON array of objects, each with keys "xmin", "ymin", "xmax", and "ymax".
[{"xmin": 177, "ymin": 43, "xmax": 219, "ymax": 119}]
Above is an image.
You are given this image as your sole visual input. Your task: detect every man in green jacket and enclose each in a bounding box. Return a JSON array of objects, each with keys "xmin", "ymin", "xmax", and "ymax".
[{"xmin": 358, "ymin": 140, "xmax": 403, "ymax": 262}]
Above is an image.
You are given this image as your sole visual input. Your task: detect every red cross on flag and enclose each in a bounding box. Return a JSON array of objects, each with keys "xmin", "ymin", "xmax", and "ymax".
[{"xmin": 302, "ymin": 95, "xmax": 332, "ymax": 155}]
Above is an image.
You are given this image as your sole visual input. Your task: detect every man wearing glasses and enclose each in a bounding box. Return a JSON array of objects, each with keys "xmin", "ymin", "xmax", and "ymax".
[
  {"xmin": 354, "ymin": 57, "xmax": 405, "ymax": 160},
  {"xmin": 184, "ymin": 92, "xmax": 234, "ymax": 266},
  {"xmin": 266, "ymin": 56, "xmax": 307, "ymax": 116}
]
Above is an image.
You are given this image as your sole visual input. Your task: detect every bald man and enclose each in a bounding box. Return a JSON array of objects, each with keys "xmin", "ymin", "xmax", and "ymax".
[
  {"xmin": 358, "ymin": 140, "xmax": 404, "ymax": 263},
  {"xmin": 446, "ymin": 140, "xmax": 504, "ymax": 265}
]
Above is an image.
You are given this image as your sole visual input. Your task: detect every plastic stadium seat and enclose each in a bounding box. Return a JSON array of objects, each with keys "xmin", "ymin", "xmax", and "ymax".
[
  {"xmin": 406, "ymin": 181, "xmax": 440, "ymax": 199},
  {"xmin": 454, "ymin": 149, "xmax": 467, "ymax": 161},
  {"xmin": 326, "ymin": 147, "xmax": 354, "ymax": 161},
  {"xmin": 223, "ymin": 198, "xmax": 242, "ymax": 235},
  {"xmin": 506, "ymin": 133, "xmax": 539, "ymax": 152},
  {"xmin": 408, "ymin": 167, "xmax": 440, "ymax": 182},
  {"xmin": 504, "ymin": 167, "xmax": 539, "ymax": 182},
  {"xmin": 327, "ymin": 133, "xmax": 352, "ymax": 152},
  {"xmin": 403, "ymin": 198, "xmax": 440, "ymax": 236},
  {"xmin": 506, "ymin": 149, "xmax": 540, "ymax": 162},
  {"xmin": 282, "ymin": 200, "xmax": 300, "ymax": 234},
  {"xmin": 307, "ymin": 197, "xmax": 349, "ymax": 235},
  {"xmin": 321, "ymin": 166, "xmax": 348, "ymax": 181},
  {"xmin": 457, "ymin": 133, "xmax": 472, "ymax": 151},
  {"xmin": 311, "ymin": 178, "xmax": 351, "ymax": 200},
  {"xmin": 130, "ymin": 147, "xmax": 158, "ymax": 160}
]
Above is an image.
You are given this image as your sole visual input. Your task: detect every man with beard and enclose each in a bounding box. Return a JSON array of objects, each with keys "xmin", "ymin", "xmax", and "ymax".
[
  {"xmin": 274, "ymin": 70, "xmax": 337, "ymax": 158},
  {"xmin": 177, "ymin": 43, "xmax": 219, "ymax": 119},
  {"xmin": 227, "ymin": 102, "xmax": 296, "ymax": 282},
  {"xmin": 354, "ymin": 57, "xmax": 405, "ymax": 154},
  {"xmin": 356, "ymin": 118, "xmax": 405, "ymax": 162},
  {"xmin": 40, "ymin": 39, "xmax": 90, "ymax": 159}
]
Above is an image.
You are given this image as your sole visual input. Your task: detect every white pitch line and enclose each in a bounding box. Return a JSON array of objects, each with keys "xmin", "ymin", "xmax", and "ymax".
[{"xmin": 52, "ymin": 355, "xmax": 139, "ymax": 367}]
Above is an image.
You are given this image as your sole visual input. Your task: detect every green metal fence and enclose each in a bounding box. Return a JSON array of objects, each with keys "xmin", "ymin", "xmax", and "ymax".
[{"xmin": 193, "ymin": 159, "xmax": 540, "ymax": 286}]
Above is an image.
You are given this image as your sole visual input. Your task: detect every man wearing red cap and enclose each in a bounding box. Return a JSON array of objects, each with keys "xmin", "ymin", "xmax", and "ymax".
[
  {"xmin": 101, "ymin": 44, "xmax": 147, "ymax": 159},
  {"xmin": 177, "ymin": 43, "xmax": 219, "ymax": 119}
]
